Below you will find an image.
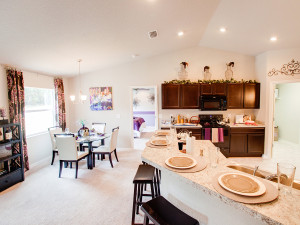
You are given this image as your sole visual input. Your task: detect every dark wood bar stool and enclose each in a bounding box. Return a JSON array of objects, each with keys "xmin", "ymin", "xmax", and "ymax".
[
  {"xmin": 141, "ymin": 196, "xmax": 199, "ymax": 225},
  {"xmin": 142, "ymin": 161, "xmax": 161, "ymax": 197},
  {"xmin": 132, "ymin": 164, "xmax": 156, "ymax": 225}
]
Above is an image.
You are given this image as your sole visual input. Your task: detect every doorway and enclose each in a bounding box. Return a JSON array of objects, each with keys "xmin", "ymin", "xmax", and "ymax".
[
  {"xmin": 129, "ymin": 86, "xmax": 158, "ymax": 149},
  {"xmin": 271, "ymin": 82, "xmax": 300, "ymax": 177}
]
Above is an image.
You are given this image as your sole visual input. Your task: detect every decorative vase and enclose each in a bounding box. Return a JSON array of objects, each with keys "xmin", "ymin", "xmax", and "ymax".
[
  {"xmin": 178, "ymin": 64, "xmax": 188, "ymax": 80},
  {"xmin": 203, "ymin": 66, "xmax": 212, "ymax": 80},
  {"xmin": 225, "ymin": 62, "xmax": 234, "ymax": 80}
]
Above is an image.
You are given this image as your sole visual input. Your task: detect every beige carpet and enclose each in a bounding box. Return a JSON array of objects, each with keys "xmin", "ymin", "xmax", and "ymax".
[{"xmin": 0, "ymin": 148, "xmax": 148, "ymax": 225}]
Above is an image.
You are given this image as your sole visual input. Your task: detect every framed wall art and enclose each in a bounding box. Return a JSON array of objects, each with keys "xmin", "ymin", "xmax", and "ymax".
[{"xmin": 89, "ymin": 87, "xmax": 113, "ymax": 111}]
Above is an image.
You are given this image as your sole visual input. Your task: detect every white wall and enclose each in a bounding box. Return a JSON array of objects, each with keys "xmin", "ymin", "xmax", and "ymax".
[
  {"xmin": 274, "ymin": 83, "xmax": 300, "ymax": 145},
  {"xmin": 255, "ymin": 48, "xmax": 300, "ymax": 157},
  {"xmin": 68, "ymin": 46, "xmax": 257, "ymax": 148},
  {"xmin": 0, "ymin": 65, "xmax": 70, "ymax": 166}
]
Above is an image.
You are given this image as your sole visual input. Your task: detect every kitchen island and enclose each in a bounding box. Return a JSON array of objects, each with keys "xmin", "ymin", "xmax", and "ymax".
[{"xmin": 141, "ymin": 140, "xmax": 300, "ymax": 225}]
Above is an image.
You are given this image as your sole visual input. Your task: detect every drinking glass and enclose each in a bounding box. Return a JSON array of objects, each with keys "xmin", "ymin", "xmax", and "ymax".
[
  {"xmin": 65, "ymin": 128, "xmax": 70, "ymax": 134},
  {"xmin": 209, "ymin": 147, "xmax": 220, "ymax": 168},
  {"xmin": 79, "ymin": 129, "xmax": 84, "ymax": 137},
  {"xmin": 277, "ymin": 162, "xmax": 296, "ymax": 195}
]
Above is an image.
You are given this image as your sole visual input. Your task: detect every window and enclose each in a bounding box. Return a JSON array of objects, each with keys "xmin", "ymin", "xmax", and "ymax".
[{"xmin": 25, "ymin": 87, "xmax": 56, "ymax": 136}]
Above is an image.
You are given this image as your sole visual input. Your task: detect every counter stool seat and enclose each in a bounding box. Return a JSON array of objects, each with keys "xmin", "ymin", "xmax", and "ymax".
[{"xmin": 141, "ymin": 196, "xmax": 199, "ymax": 225}]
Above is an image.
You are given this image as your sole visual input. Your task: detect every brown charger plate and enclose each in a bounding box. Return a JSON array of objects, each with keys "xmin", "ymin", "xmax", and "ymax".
[
  {"xmin": 155, "ymin": 131, "xmax": 170, "ymax": 136},
  {"xmin": 150, "ymin": 139, "xmax": 169, "ymax": 146}
]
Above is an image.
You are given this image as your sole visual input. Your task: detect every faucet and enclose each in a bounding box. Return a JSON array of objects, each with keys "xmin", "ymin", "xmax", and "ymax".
[{"xmin": 253, "ymin": 165, "xmax": 259, "ymax": 176}]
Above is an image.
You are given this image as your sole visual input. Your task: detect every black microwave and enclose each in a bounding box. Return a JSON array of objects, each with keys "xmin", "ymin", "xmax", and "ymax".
[{"xmin": 200, "ymin": 95, "xmax": 227, "ymax": 111}]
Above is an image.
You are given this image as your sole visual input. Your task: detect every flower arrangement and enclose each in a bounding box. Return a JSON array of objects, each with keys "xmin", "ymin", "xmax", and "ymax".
[
  {"xmin": 163, "ymin": 78, "xmax": 257, "ymax": 84},
  {"xmin": 77, "ymin": 119, "xmax": 87, "ymax": 128}
]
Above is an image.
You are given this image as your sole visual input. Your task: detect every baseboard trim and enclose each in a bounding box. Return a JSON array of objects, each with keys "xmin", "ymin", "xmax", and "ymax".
[{"xmin": 26, "ymin": 156, "xmax": 51, "ymax": 176}]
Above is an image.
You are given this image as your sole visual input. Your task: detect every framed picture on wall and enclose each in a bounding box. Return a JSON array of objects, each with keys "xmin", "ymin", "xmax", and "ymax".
[{"xmin": 89, "ymin": 87, "xmax": 113, "ymax": 111}]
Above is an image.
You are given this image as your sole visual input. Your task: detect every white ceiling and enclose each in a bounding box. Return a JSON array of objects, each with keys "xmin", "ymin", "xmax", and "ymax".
[
  {"xmin": 199, "ymin": 0, "xmax": 300, "ymax": 55},
  {"xmin": 0, "ymin": 0, "xmax": 299, "ymax": 77}
]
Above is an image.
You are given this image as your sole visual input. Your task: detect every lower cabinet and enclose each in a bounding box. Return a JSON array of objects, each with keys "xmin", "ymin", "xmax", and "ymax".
[{"xmin": 229, "ymin": 128, "xmax": 265, "ymax": 157}]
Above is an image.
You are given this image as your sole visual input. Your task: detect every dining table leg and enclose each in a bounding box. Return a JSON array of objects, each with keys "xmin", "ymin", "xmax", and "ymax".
[{"xmin": 88, "ymin": 142, "xmax": 93, "ymax": 170}]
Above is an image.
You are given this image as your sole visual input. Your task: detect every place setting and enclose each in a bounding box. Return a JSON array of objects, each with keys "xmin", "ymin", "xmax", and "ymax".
[
  {"xmin": 212, "ymin": 172, "xmax": 279, "ymax": 204},
  {"xmin": 146, "ymin": 137, "xmax": 171, "ymax": 149},
  {"xmin": 164, "ymin": 154, "xmax": 208, "ymax": 173}
]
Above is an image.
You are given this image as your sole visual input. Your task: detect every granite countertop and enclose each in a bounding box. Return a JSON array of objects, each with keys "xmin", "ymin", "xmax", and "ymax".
[
  {"xmin": 228, "ymin": 123, "xmax": 265, "ymax": 128},
  {"xmin": 161, "ymin": 124, "xmax": 202, "ymax": 129},
  {"xmin": 141, "ymin": 140, "xmax": 300, "ymax": 225}
]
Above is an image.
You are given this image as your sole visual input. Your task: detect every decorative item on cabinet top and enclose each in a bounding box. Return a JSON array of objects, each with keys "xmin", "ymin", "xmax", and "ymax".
[
  {"xmin": 268, "ymin": 59, "xmax": 300, "ymax": 76},
  {"xmin": 203, "ymin": 66, "xmax": 212, "ymax": 80},
  {"xmin": 225, "ymin": 62, "xmax": 234, "ymax": 80},
  {"xmin": 163, "ymin": 79, "xmax": 258, "ymax": 84},
  {"xmin": 178, "ymin": 62, "xmax": 189, "ymax": 80}
]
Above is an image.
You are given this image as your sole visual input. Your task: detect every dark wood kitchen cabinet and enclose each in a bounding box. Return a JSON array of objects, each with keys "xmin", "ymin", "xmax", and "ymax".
[
  {"xmin": 201, "ymin": 83, "xmax": 227, "ymax": 95},
  {"xmin": 227, "ymin": 83, "xmax": 243, "ymax": 109},
  {"xmin": 200, "ymin": 84, "xmax": 213, "ymax": 95},
  {"xmin": 162, "ymin": 84, "xmax": 181, "ymax": 109},
  {"xmin": 181, "ymin": 84, "xmax": 200, "ymax": 109},
  {"xmin": 229, "ymin": 128, "xmax": 265, "ymax": 157},
  {"xmin": 243, "ymin": 83, "xmax": 260, "ymax": 109}
]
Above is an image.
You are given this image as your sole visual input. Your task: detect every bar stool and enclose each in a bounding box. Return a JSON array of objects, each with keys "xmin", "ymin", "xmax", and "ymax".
[
  {"xmin": 141, "ymin": 196, "xmax": 199, "ymax": 225},
  {"xmin": 132, "ymin": 164, "xmax": 156, "ymax": 225},
  {"xmin": 142, "ymin": 161, "xmax": 161, "ymax": 197}
]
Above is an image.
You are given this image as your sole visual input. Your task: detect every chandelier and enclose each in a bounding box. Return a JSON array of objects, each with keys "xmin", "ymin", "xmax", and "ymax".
[{"xmin": 70, "ymin": 59, "xmax": 87, "ymax": 103}]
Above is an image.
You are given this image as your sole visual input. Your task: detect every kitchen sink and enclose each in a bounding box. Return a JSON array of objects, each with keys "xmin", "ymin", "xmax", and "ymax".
[{"xmin": 227, "ymin": 164, "xmax": 300, "ymax": 190}]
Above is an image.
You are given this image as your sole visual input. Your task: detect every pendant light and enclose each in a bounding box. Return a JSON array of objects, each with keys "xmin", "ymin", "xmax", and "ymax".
[{"xmin": 70, "ymin": 59, "xmax": 87, "ymax": 103}]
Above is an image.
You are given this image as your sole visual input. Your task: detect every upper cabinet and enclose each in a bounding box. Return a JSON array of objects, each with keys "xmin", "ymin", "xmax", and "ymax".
[
  {"xmin": 213, "ymin": 83, "xmax": 227, "ymax": 95},
  {"xmin": 162, "ymin": 82, "xmax": 260, "ymax": 109},
  {"xmin": 181, "ymin": 84, "xmax": 200, "ymax": 109},
  {"xmin": 201, "ymin": 83, "xmax": 227, "ymax": 95},
  {"xmin": 162, "ymin": 84, "xmax": 181, "ymax": 109},
  {"xmin": 227, "ymin": 83, "xmax": 244, "ymax": 109},
  {"xmin": 243, "ymin": 83, "xmax": 260, "ymax": 109}
]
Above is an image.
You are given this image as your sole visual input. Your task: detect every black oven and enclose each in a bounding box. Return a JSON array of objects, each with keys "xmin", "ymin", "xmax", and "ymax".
[{"xmin": 200, "ymin": 95, "xmax": 227, "ymax": 111}]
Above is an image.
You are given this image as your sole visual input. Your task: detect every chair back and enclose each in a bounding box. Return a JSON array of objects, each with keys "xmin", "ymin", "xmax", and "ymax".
[
  {"xmin": 55, "ymin": 134, "xmax": 78, "ymax": 161},
  {"xmin": 92, "ymin": 123, "xmax": 106, "ymax": 134},
  {"xmin": 109, "ymin": 127, "xmax": 119, "ymax": 152},
  {"xmin": 48, "ymin": 126, "xmax": 63, "ymax": 150}
]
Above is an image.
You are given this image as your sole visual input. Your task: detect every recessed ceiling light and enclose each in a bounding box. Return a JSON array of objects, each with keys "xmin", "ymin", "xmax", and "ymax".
[
  {"xmin": 178, "ymin": 31, "xmax": 184, "ymax": 36},
  {"xmin": 270, "ymin": 36, "xmax": 277, "ymax": 42},
  {"xmin": 220, "ymin": 27, "xmax": 226, "ymax": 33},
  {"xmin": 132, "ymin": 54, "xmax": 139, "ymax": 58}
]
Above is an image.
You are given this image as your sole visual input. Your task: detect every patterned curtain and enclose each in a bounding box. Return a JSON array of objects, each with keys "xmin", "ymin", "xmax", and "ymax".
[
  {"xmin": 6, "ymin": 70, "xmax": 29, "ymax": 171},
  {"xmin": 54, "ymin": 78, "xmax": 66, "ymax": 131}
]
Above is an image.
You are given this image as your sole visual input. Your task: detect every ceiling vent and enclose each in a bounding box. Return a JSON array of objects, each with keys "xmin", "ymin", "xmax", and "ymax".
[{"xmin": 148, "ymin": 30, "xmax": 158, "ymax": 39}]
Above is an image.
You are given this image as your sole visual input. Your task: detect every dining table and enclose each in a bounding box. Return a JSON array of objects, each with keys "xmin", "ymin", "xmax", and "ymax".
[{"xmin": 77, "ymin": 134, "xmax": 111, "ymax": 169}]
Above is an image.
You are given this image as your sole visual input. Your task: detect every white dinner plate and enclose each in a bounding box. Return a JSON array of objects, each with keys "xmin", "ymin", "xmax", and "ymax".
[
  {"xmin": 218, "ymin": 173, "xmax": 266, "ymax": 197},
  {"xmin": 165, "ymin": 156, "xmax": 197, "ymax": 169}
]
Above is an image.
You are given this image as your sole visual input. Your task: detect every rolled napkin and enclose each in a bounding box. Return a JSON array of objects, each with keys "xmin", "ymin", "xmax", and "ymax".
[
  {"xmin": 212, "ymin": 128, "xmax": 218, "ymax": 143},
  {"xmin": 218, "ymin": 128, "xmax": 224, "ymax": 142}
]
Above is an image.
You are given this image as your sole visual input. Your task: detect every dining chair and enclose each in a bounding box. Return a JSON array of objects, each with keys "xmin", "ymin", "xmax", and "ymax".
[
  {"xmin": 55, "ymin": 134, "xmax": 89, "ymax": 179},
  {"xmin": 92, "ymin": 126, "xmax": 119, "ymax": 168},
  {"xmin": 82, "ymin": 123, "xmax": 107, "ymax": 152},
  {"xmin": 48, "ymin": 126, "xmax": 63, "ymax": 165}
]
